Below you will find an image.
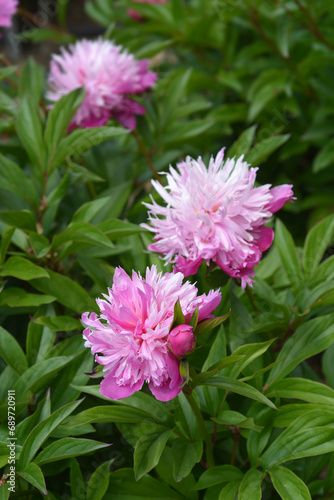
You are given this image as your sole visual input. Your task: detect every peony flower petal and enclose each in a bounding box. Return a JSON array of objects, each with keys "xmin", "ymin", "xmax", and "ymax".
[
  {"xmin": 82, "ymin": 265, "xmax": 222, "ymax": 402},
  {"xmin": 100, "ymin": 374, "xmax": 143, "ymax": 400},
  {"xmin": 143, "ymin": 150, "xmax": 294, "ymax": 287},
  {"xmin": 47, "ymin": 39, "xmax": 156, "ymax": 130},
  {"xmin": 0, "ymin": 0, "xmax": 17, "ymax": 28}
]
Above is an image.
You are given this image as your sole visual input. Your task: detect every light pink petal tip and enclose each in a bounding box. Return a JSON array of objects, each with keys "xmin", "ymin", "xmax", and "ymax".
[
  {"xmin": 82, "ymin": 265, "xmax": 221, "ymax": 402},
  {"xmin": 47, "ymin": 39, "xmax": 157, "ymax": 131},
  {"xmin": 142, "ymin": 149, "xmax": 295, "ymax": 287}
]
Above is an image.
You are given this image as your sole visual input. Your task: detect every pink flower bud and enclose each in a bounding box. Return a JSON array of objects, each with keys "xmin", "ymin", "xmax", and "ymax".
[{"xmin": 168, "ymin": 324, "xmax": 196, "ymax": 357}]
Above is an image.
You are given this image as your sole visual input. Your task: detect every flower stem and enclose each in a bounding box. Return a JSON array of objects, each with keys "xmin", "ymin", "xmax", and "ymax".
[
  {"xmin": 245, "ymin": 285, "xmax": 260, "ymax": 316},
  {"xmin": 131, "ymin": 130, "xmax": 161, "ymax": 182},
  {"xmin": 183, "ymin": 391, "xmax": 215, "ymax": 468}
]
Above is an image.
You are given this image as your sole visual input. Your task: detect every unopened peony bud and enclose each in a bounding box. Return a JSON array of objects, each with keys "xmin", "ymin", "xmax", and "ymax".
[{"xmin": 168, "ymin": 324, "xmax": 196, "ymax": 357}]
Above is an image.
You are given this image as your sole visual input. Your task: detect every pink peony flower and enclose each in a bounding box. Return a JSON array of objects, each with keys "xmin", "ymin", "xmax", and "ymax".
[
  {"xmin": 128, "ymin": 0, "xmax": 167, "ymax": 21},
  {"xmin": 82, "ymin": 265, "xmax": 220, "ymax": 401},
  {"xmin": 47, "ymin": 39, "xmax": 157, "ymax": 130},
  {"xmin": 168, "ymin": 324, "xmax": 196, "ymax": 358},
  {"xmin": 0, "ymin": 0, "xmax": 18, "ymax": 30},
  {"xmin": 143, "ymin": 148, "xmax": 294, "ymax": 289}
]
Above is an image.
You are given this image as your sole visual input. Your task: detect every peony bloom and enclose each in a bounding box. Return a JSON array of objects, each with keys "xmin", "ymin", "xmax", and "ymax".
[
  {"xmin": 143, "ymin": 148, "xmax": 294, "ymax": 289},
  {"xmin": 128, "ymin": 0, "xmax": 167, "ymax": 21},
  {"xmin": 47, "ymin": 39, "xmax": 157, "ymax": 130},
  {"xmin": 82, "ymin": 266, "xmax": 220, "ymax": 401},
  {"xmin": 0, "ymin": 0, "xmax": 18, "ymax": 31}
]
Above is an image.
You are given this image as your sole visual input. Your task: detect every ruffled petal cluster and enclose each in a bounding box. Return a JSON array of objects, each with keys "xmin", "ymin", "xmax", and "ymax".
[
  {"xmin": 0, "ymin": 0, "xmax": 18, "ymax": 30},
  {"xmin": 143, "ymin": 148, "xmax": 294, "ymax": 288},
  {"xmin": 82, "ymin": 265, "xmax": 220, "ymax": 401},
  {"xmin": 128, "ymin": 0, "xmax": 167, "ymax": 21},
  {"xmin": 47, "ymin": 39, "xmax": 157, "ymax": 130}
]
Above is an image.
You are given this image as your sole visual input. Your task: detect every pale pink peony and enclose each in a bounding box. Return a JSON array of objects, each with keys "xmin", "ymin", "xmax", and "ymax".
[
  {"xmin": 143, "ymin": 148, "xmax": 294, "ymax": 289},
  {"xmin": 47, "ymin": 39, "xmax": 157, "ymax": 130},
  {"xmin": 0, "ymin": 0, "xmax": 18, "ymax": 30},
  {"xmin": 168, "ymin": 324, "xmax": 196, "ymax": 358},
  {"xmin": 82, "ymin": 265, "xmax": 220, "ymax": 401},
  {"xmin": 128, "ymin": 0, "xmax": 167, "ymax": 21}
]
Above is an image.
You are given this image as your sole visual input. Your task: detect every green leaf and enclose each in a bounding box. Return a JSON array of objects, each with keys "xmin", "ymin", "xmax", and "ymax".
[
  {"xmin": 213, "ymin": 411, "xmax": 263, "ymax": 432},
  {"xmin": 246, "ymin": 134, "xmax": 290, "ymax": 165},
  {"xmin": 0, "ymin": 154, "xmax": 37, "ymax": 206},
  {"xmin": 72, "ymin": 197, "xmax": 110, "ymax": 223},
  {"xmin": 34, "ymin": 315, "xmax": 81, "ymax": 331},
  {"xmin": 134, "ymin": 428, "xmax": 172, "ymax": 480},
  {"xmin": 66, "ymin": 406, "xmax": 154, "ymax": 427},
  {"xmin": 17, "ymin": 399, "xmax": 83, "ymax": 469},
  {"xmin": 262, "ymin": 410, "xmax": 334, "ymax": 467},
  {"xmin": 71, "ymin": 458, "xmax": 86, "ymax": 500},
  {"xmin": 200, "ymin": 376, "xmax": 276, "ymax": 409},
  {"xmin": 0, "ymin": 287, "xmax": 55, "ymax": 308},
  {"xmin": 51, "ymin": 127, "xmax": 128, "ymax": 170},
  {"xmin": 170, "ymin": 299, "xmax": 185, "ymax": 330},
  {"xmin": 0, "ymin": 484, "xmax": 10, "ymax": 499},
  {"xmin": 269, "ymin": 466, "xmax": 311, "ymax": 500},
  {"xmin": 0, "ymin": 226, "xmax": 15, "ymax": 265},
  {"xmin": 273, "ymin": 404, "xmax": 334, "ymax": 428},
  {"xmin": 16, "ymin": 96, "xmax": 46, "ymax": 173},
  {"xmin": 218, "ymin": 481, "xmax": 242, "ymax": 500},
  {"xmin": 189, "ymin": 307, "xmax": 199, "ymax": 329},
  {"xmin": 172, "ymin": 439, "xmax": 202, "ymax": 482},
  {"xmin": 31, "ymin": 269, "xmax": 96, "ymax": 313},
  {"xmin": 228, "ymin": 125, "xmax": 257, "ymax": 158},
  {"xmin": 0, "ymin": 256, "xmax": 49, "ymax": 280},
  {"xmin": 267, "ymin": 313, "xmax": 334, "ymax": 383},
  {"xmin": 13, "ymin": 356, "xmax": 72, "ymax": 400},
  {"xmin": 105, "ymin": 468, "xmax": 183, "ymax": 499},
  {"xmin": 264, "ymin": 426, "xmax": 334, "ymax": 467},
  {"xmin": 19, "ymin": 462, "xmax": 47, "ymax": 495},
  {"xmin": 313, "ymin": 137, "xmax": 334, "ymax": 172},
  {"xmin": 275, "ymin": 219, "xmax": 302, "ymax": 289},
  {"xmin": 19, "ymin": 58, "xmax": 43, "ymax": 106},
  {"xmin": 266, "ymin": 378, "xmax": 334, "ymax": 405},
  {"xmin": 136, "ymin": 40, "xmax": 175, "ymax": 59},
  {"xmin": 238, "ymin": 468, "xmax": 265, "ymax": 500},
  {"xmin": 194, "ymin": 313, "xmax": 230, "ymax": 336},
  {"xmin": 194, "ymin": 465, "xmax": 243, "ymax": 489},
  {"xmin": 26, "ymin": 320, "xmax": 56, "ymax": 366},
  {"xmin": 29, "ymin": 233, "xmax": 51, "ymax": 258},
  {"xmin": 302, "ymin": 214, "xmax": 334, "ymax": 276},
  {"xmin": 222, "ymin": 339, "xmax": 275, "ymax": 379},
  {"xmin": 0, "ymin": 210, "xmax": 37, "ymax": 232},
  {"xmin": 0, "ymin": 326, "xmax": 28, "ymax": 375},
  {"xmin": 161, "ymin": 69, "xmax": 192, "ymax": 127},
  {"xmin": 45, "ymin": 88, "xmax": 85, "ymax": 167},
  {"xmin": 51, "ymin": 222, "xmax": 114, "ymax": 251},
  {"xmin": 97, "ymin": 219, "xmax": 144, "ymax": 239},
  {"xmin": 86, "ymin": 460, "xmax": 113, "ymax": 500},
  {"xmin": 35, "ymin": 438, "xmax": 110, "ymax": 465}
]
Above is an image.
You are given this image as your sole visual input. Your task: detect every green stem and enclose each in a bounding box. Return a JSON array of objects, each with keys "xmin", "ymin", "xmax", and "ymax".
[
  {"xmin": 131, "ymin": 130, "xmax": 161, "ymax": 182},
  {"xmin": 245, "ymin": 286, "xmax": 260, "ymax": 316},
  {"xmin": 183, "ymin": 391, "xmax": 215, "ymax": 468}
]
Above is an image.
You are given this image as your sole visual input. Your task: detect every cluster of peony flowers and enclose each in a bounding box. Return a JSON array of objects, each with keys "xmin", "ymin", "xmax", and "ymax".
[
  {"xmin": 128, "ymin": 0, "xmax": 167, "ymax": 21},
  {"xmin": 47, "ymin": 39, "xmax": 157, "ymax": 130},
  {"xmin": 82, "ymin": 266, "xmax": 220, "ymax": 401},
  {"xmin": 143, "ymin": 149, "xmax": 294, "ymax": 288},
  {"xmin": 0, "ymin": 0, "xmax": 17, "ymax": 32}
]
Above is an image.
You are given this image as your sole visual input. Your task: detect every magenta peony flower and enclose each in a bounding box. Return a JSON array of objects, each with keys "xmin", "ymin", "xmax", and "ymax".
[
  {"xmin": 82, "ymin": 265, "xmax": 220, "ymax": 401},
  {"xmin": 128, "ymin": 0, "xmax": 167, "ymax": 21},
  {"xmin": 47, "ymin": 39, "xmax": 157, "ymax": 130},
  {"xmin": 0, "ymin": 0, "xmax": 18, "ymax": 30},
  {"xmin": 168, "ymin": 324, "xmax": 196, "ymax": 358},
  {"xmin": 143, "ymin": 148, "xmax": 294, "ymax": 289}
]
